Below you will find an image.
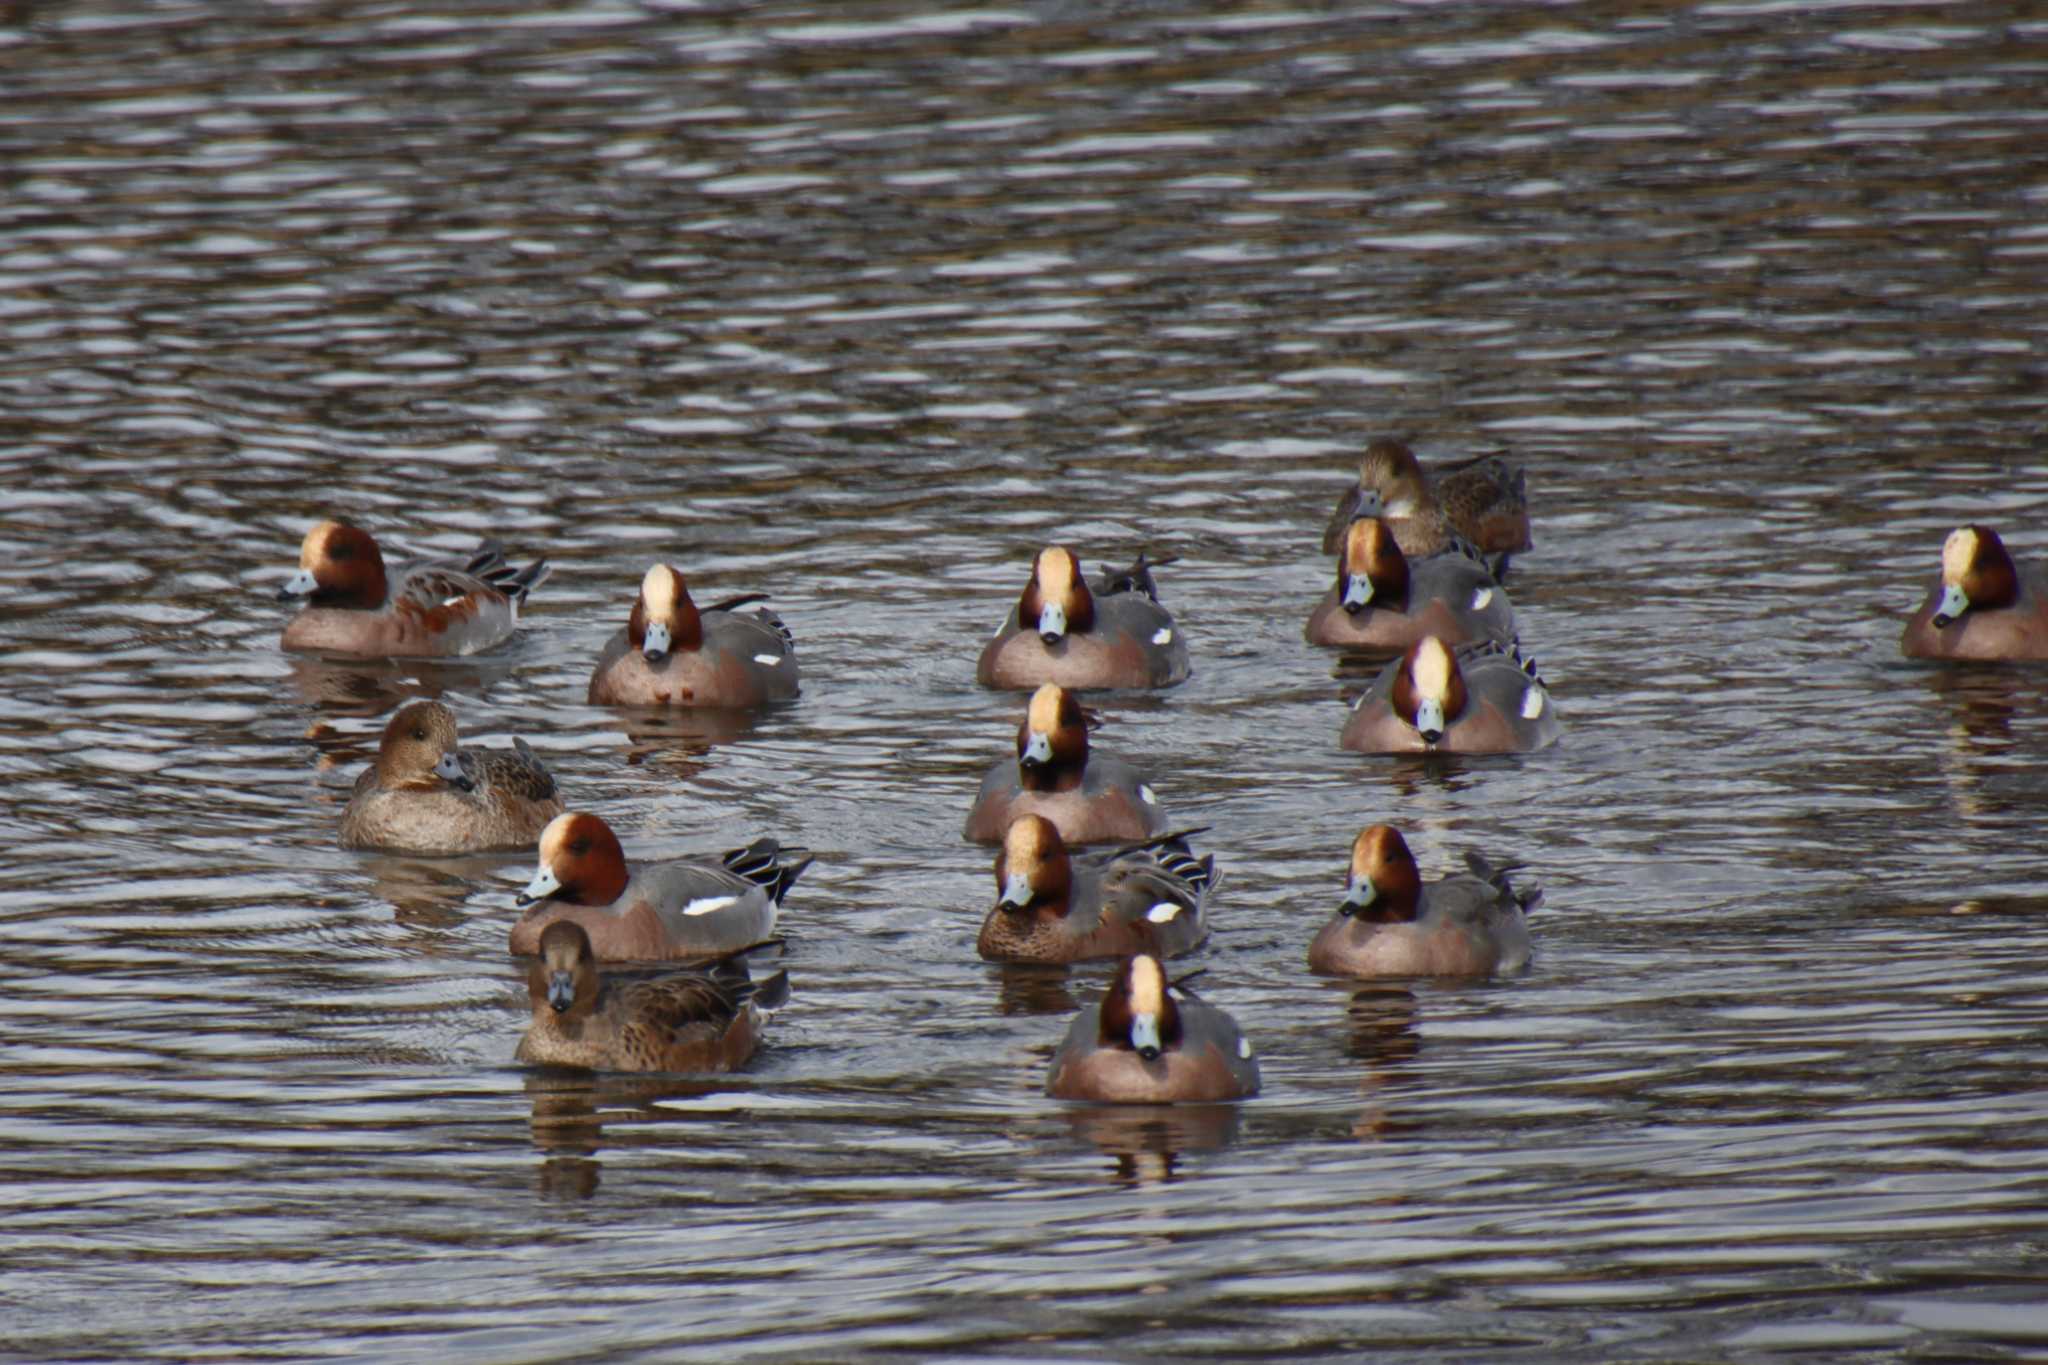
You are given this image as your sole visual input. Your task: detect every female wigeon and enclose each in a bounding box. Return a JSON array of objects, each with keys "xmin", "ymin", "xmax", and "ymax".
[
  {"xmin": 1045, "ymin": 955, "xmax": 1261, "ymax": 1103},
  {"xmin": 1320, "ymin": 439, "xmax": 1531, "ymax": 573},
  {"xmin": 963, "ymin": 683, "xmax": 1170, "ymax": 845},
  {"xmin": 510, "ymin": 811, "xmax": 811, "ymax": 962},
  {"xmin": 588, "ymin": 563, "xmax": 799, "ymax": 708},
  {"xmin": 1307, "ymin": 825, "xmax": 1540, "ymax": 977},
  {"xmin": 516, "ymin": 921, "xmax": 790, "ymax": 1073},
  {"xmin": 977, "ymin": 546, "xmax": 1190, "ymax": 691},
  {"xmin": 1341, "ymin": 635, "xmax": 1560, "ymax": 754},
  {"xmin": 977, "ymin": 815, "xmax": 1215, "ymax": 964},
  {"xmin": 339, "ymin": 700, "xmax": 563, "ymax": 854},
  {"xmin": 277, "ymin": 520, "xmax": 549, "ymax": 657},
  {"xmin": 1901, "ymin": 526, "xmax": 2048, "ymax": 661},
  {"xmin": 1306, "ymin": 516, "xmax": 1516, "ymax": 653}
]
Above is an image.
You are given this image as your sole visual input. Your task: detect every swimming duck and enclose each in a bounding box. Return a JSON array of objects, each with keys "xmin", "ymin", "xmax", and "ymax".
[
  {"xmin": 964, "ymin": 683, "xmax": 1170, "ymax": 845},
  {"xmin": 278, "ymin": 520, "xmax": 548, "ymax": 656},
  {"xmin": 1045, "ymin": 955, "xmax": 1260, "ymax": 1102},
  {"xmin": 588, "ymin": 563, "xmax": 799, "ymax": 707},
  {"xmin": 339, "ymin": 700, "xmax": 562, "ymax": 854},
  {"xmin": 1901, "ymin": 525, "xmax": 2048, "ymax": 661},
  {"xmin": 1306, "ymin": 515, "xmax": 1515, "ymax": 653},
  {"xmin": 1320, "ymin": 439, "xmax": 1531, "ymax": 572},
  {"xmin": 977, "ymin": 815, "xmax": 1215, "ymax": 964},
  {"xmin": 977, "ymin": 546, "xmax": 1190, "ymax": 690},
  {"xmin": 1308, "ymin": 824, "xmax": 1539, "ymax": 977},
  {"xmin": 1341, "ymin": 636, "xmax": 1560, "ymax": 754}
]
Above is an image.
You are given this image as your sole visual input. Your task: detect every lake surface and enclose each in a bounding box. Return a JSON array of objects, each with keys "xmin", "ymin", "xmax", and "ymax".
[{"xmin": 4, "ymin": 1, "xmax": 2047, "ymax": 1358}]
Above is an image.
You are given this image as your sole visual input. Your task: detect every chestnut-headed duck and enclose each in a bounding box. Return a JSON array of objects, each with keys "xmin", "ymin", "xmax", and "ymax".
[
  {"xmin": 963, "ymin": 683, "xmax": 1170, "ymax": 846},
  {"xmin": 1045, "ymin": 955, "xmax": 1260, "ymax": 1103},
  {"xmin": 1306, "ymin": 516, "xmax": 1516, "ymax": 654},
  {"xmin": 509, "ymin": 811, "xmax": 811, "ymax": 962},
  {"xmin": 1320, "ymin": 439, "xmax": 1531, "ymax": 574},
  {"xmin": 1901, "ymin": 525, "xmax": 2048, "ymax": 662},
  {"xmin": 339, "ymin": 700, "xmax": 563, "ymax": 854},
  {"xmin": 1342, "ymin": 636, "xmax": 1560, "ymax": 754},
  {"xmin": 277, "ymin": 520, "xmax": 548, "ymax": 657},
  {"xmin": 977, "ymin": 815, "xmax": 1215, "ymax": 964},
  {"xmin": 1307, "ymin": 824, "xmax": 1540, "ymax": 978},
  {"xmin": 588, "ymin": 563, "xmax": 799, "ymax": 708},
  {"xmin": 516, "ymin": 920, "xmax": 790, "ymax": 1073},
  {"xmin": 977, "ymin": 546, "xmax": 1190, "ymax": 691}
]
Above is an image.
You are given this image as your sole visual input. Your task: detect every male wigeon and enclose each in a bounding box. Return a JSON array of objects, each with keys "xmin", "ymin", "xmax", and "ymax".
[
  {"xmin": 1320, "ymin": 439, "xmax": 1532, "ymax": 573},
  {"xmin": 977, "ymin": 815, "xmax": 1215, "ymax": 964},
  {"xmin": 509, "ymin": 811, "xmax": 811, "ymax": 961},
  {"xmin": 1045, "ymin": 955, "xmax": 1261, "ymax": 1103},
  {"xmin": 588, "ymin": 563, "xmax": 799, "ymax": 708},
  {"xmin": 1341, "ymin": 636, "xmax": 1560, "ymax": 754},
  {"xmin": 1307, "ymin": 824, "xmax": 1540, "ymax": 977},
  {"xmin": 1901, "ymin": 525, "xmax": 2048, "ymax": 661},
  {"xmin": 516, "ymin": 920, "xmax": 790, "ymax": 1073},
  {"xmin": 339, "ymin": 700, "xmax": 563, "ymax": 854},
  {"xmin": 277, "ymin": 520, "xmax": 548, "ymax": 657},
  {"xmin": 977, "ymin": 546, "xmax": 1190, "ymax": 691},
  {"xmin": 1306, "ymin": 516, "xmax": 1516, "ymax": 653},
  {"xmin": 963, "ymin": 683, "xmax": 1170, "ymax": 845}
]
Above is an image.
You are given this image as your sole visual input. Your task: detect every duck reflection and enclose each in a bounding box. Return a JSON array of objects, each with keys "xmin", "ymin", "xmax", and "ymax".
[
  {"xmin": 989, "ymin": 962, "xmax": 1080, "ymax": 1017},
  {"xmin": 1337, "ymin": 982, "xmax": 1424, "ymax": 1143},
  {"xmin": 1922, "ymin": 664, "xmax": 2028, "ymax": 750},
  {"xmin": 1062, "ymin": 1102, "xmax": 1243, "ymax": 1185},
  {"xmin": 609, "ymin": 707, "xmax": 763, "ymax": 777},
  {"xmin": 356, "ymin": 850, "xmax": 521, "ymax": 924},
  {"xmin": 286, "ymin": 653, "xmax": 523, "ymax": 718},
  {"xmin": 522, "ymin": 1068, "xmax": 744, "ymax": 1201}
]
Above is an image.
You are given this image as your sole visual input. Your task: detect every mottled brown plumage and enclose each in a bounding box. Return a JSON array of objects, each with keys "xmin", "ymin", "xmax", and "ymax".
[{"xmin": 339, "ymin": 700, "xmax": 562, "ymax": 853}]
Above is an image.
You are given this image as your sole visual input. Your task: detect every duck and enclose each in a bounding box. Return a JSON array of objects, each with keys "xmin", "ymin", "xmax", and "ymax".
[
  {"xmin": 963, "ymin": 683, "xmax": 1170, "ymax": 845},
  {"xmin": 1341, "ymin": 635, "xmax": 1560, "ymax": 754},
  {"xmin": 509, "ymin": 811, "xmax": 811, "ymax": 962},
  {"xmin": 977, "ymin": 815, "xmax": 1215, "ymax": 964},
  {"xmin": 1320, "ymin": 439, "xmax": 1531, "ymax": 573},
  {"xmin": 588, "ymin": 563, "xmax": 799, "ymax": 707},
  {"xmin": 338, "ymin": 699, "xmax": 563, "ymax": 854},
  {"xmin": 1306, "ymin": 515, "xmax": 1516, "ymax": 653},
  {"xmin": 1045, "ymin": 955, "xmax": 1261, "ymax": 1103},
  {"xmin": 277, "ymin": 519, "xmax": 548, "ymax": 657},
  {"xmin": 1901, "ymin": 525, "xmax": 2048, "ymax": 661},
  {"xmin": 515, "ymin": 920, "xmax": 789, "ymax": 1073},
  {"xmin": 977, "ymin": 546, "xmax": 1190, "ymax": 690},
  {"xmin": 1307, "ymin": 824, "xmax": 1539, "ymax": 977}
]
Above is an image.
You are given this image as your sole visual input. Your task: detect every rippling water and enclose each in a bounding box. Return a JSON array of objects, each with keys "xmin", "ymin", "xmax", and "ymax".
[{"xmin": 5, "ymin": 1, "xmax": 2048, "ymax": 1358}]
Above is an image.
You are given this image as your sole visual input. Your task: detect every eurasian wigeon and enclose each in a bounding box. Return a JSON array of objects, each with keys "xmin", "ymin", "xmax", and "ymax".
[
  {"xmin": 277, "ymin": 520, "xmax": 548, "ymax": 657},
  {"xmin": 509, "ymin": 811, "xmax": 811, "ymax": 962},
  {"xmin": 1320, "ymin": 439, "xmax": 1531, "ymax": 574},
  {"xmin": 963, "ymin": 683, "xmax": 1170, "ymax": 845},
  {"xmin": 1307, "ymin": 824, "xmax": 1539, "ymax": 978},
  {"xmin": 977, "ymin": 815, "xmax": 1215, "ymax": 964},
  {"xmin": 1901, "ymin": 525, "xmax": 2048, "ymax": 661},
  {"xmin": 516, "ymin": 920, "xmax": 790, "ymax": 1074},
  {"xmin": 1341, "ymin": 636, "xmax": 1560, "ymax": 754},
  {"xmin": 588, "ymin": 563, "xmax": 799, "ymax": 708},
  {"xmin": 1045, "ymin": 955, "xmax": 1261, "ymax": 1103},
  {"xmin": 339, "ymin": 700, "xmax": 563, "ymax": 854},
  {"xmin": 977, "ymin": 546, "xmax": 1190, "ymax": 691},
  {"xmin": 1306, "ymin": 516, "xmax": 1516, "ymax": 654}
]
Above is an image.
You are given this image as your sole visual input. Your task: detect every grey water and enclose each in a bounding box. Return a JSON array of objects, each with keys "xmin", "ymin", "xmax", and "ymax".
[{"xmin": 3, "ymin": 1, "xmax": 2047, "ymax": 1359}]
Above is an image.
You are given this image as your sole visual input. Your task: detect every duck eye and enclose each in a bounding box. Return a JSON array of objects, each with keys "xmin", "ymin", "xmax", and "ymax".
[
  {"xmin": 569, "ymin": 839, "xmax": 589, "ymax": 855},
  {"xmin": 411, "ymin": 727, "xmax": 427, "ymax": 741}
]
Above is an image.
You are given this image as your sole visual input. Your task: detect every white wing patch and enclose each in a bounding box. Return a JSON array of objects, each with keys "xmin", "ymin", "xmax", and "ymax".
[
  {"xmin": 753, "ymin": 653, "xmax": 783, "ymax": 666},
  {"xmin": 1145, "ymin": 902, "xmax": 1181, "ymax": 923},
  {"xmin": 682, "ymin": 895, "xmax": 739, "ymax": 917},
  {"xmin": 1152, "ymin": 627, "xmax": 1173, "ymax": 645},
  {"xmin": 1237, "ymin": 1038, "xmax": 1253, "ymax": 1060},
  {"xmin": 1137, "ymin": 784, "xmax": 1157, "ymax": 805},
  {"xmin": 442, "ymin": 595, "xmax": 466, "ymax": 607},
  {"xmin": 1471, "ymin": 587, "xmax": 1493, "ymax": 610},
  {"xmin": 1522, "ymin": 687, "xmax": 1546, "ymax": 720}
]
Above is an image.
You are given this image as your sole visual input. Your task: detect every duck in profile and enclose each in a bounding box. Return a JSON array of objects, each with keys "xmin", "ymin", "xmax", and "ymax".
[
  {"xmin": 1341, "ymin": 636, "xmax": 1560, "ymax": 754},
  {"xmin": 1308, "ymin": 824, "xmax": 1540, "ymax": 978},
  {"xmin": 963, "ymin": 683, "xmax": 1169, "ymax": 845},
  {"xmin": 977, "ymin": 546, "xmax": 1190, "ymax": 690},
  {"xmin": 516, "ymin": 920, "xmax": 789, "ymax": 1073},
  {"xmin": 277, "ymin": 520, "xmax": 549, "ymax": 657},
  {"xmin": 588, "ymin": 563, "xmax": 799, "ymax": 707},
  {"xmin": 1045, "ymin": 954, "xmax": 1261, "ymax": 1103},
  {"xmin": 1901, "ymin": 525, "xmax": 2048, "ymax": 661},
  {"xmin": 509, "ymin": 811, "xmax": 811, "ymax": 962},
  {"xmin": 1320, "ymin": 439, "xmax": 1531, "ymax": 575},
  {"xmin": 1306, "ymin": 515, "xmax": 1515, "ymax": 654},
  {"xmin": 339, "ymin": 700, "xmax": 562, "ymax": 854},
  {"xmin": 977, "ymin": 815, "xmax": 1215, "ymax": 964}
]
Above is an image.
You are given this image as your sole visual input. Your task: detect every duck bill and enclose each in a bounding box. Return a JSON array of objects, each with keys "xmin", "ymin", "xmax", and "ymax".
[
  {"xmin": 1930, "ymin": 583, "xmax": 1969, "ymax": 629},
  {"xmin": 432, "ymin": 752, "xmax": 476, "ymax": 793},
  {"xmin": 642, "ymin": 620, "xmax": 672, "ymax": 663},
  {"xmin": 1341, "ymin": 573, "xmax": 1374, "ymax": 613},
  {"xmin": 547, "ymin": 971, "xmax": 576, "ymax": 1013},
  {"xmin": 997, "ymin": 872, "xmax": 1034, "ymax": 912},
  {"xmin": 1339, "ymin": 877, "xmax": 1378, "ymax": 917},
  {"xmin": 1036, "ymin": 601, "xmax": 1066, "ymax": 645},
  {"xmin": 1018, "ymin": 730, "xmax": 1053, "ymax": 770},
  {"xmin": 516, "ymin": 866, "xmax": 561, "ymax": 908},
  {"xmin": 1414, "ymin": 697, "xmax": 1445, "ymax": 745},
  {"xmin": 1130, "ymin": 1011, "xmax": 1163, "ymax": 1061},
  {"xmin": 276, "ymin": 567, "xmax": 317, "ymax": 601}
]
